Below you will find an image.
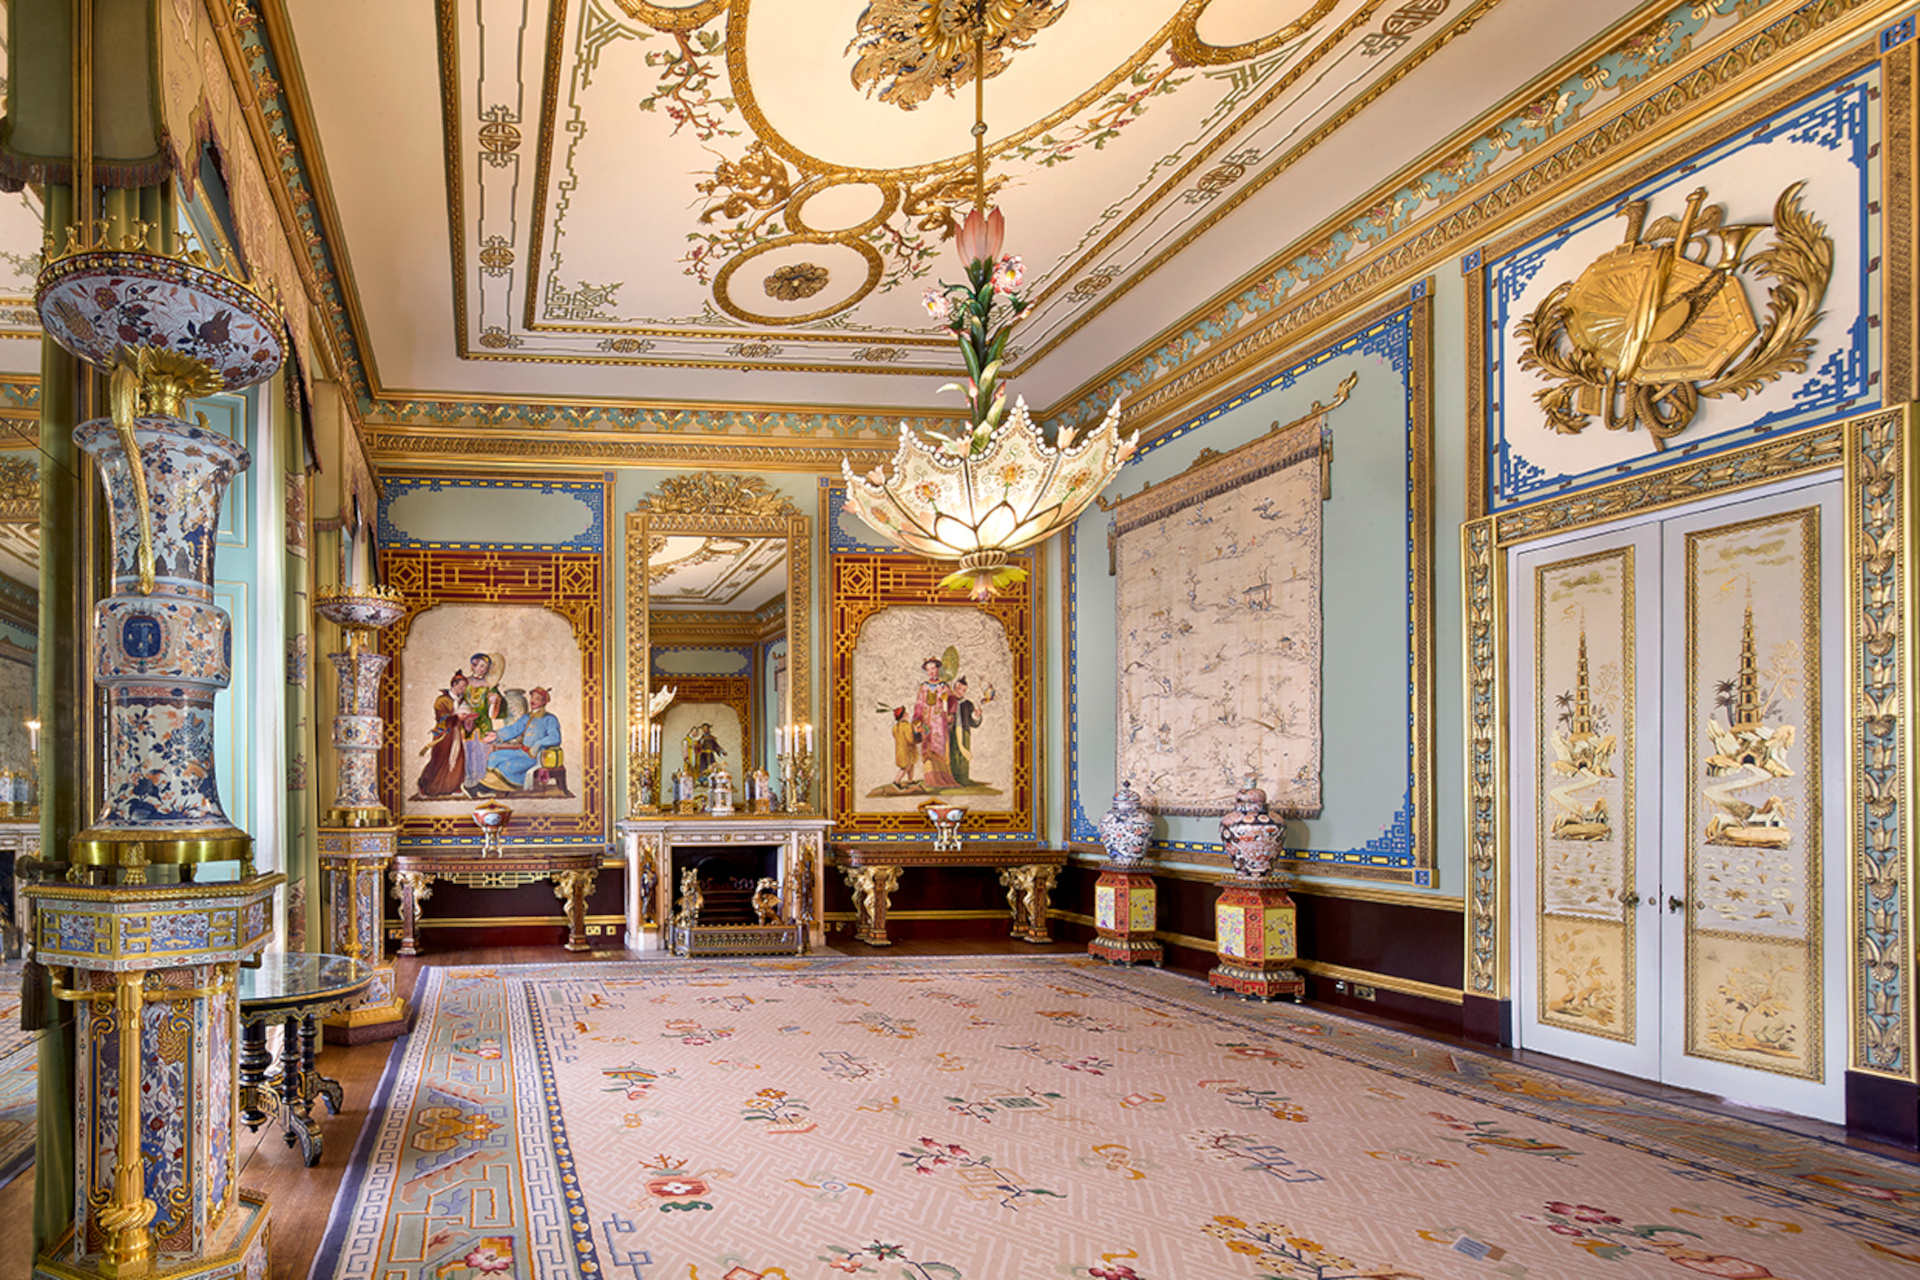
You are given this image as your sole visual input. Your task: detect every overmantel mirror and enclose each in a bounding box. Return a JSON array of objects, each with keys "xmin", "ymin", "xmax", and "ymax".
[{"xmin": 626, "ymin": 473, "xmax": 811, "ymax": 811}]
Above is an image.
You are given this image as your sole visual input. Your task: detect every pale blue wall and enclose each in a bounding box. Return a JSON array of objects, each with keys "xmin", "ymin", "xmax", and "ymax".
[{"xmin": 1057, "ymin": 292, "xmax": 1465, "ymax": 897}]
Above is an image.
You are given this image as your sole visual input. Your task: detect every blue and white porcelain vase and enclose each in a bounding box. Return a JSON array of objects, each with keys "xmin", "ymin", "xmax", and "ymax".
[
  {"xmin": 77, "ymin": 415, "xmax": 251, "ymax": 848},
  {"xmin": 1098, "ymin": 780, "xmax": 1153, "ymax": 867},
  {"xmin": 38, "ymin": 242, "xmax": 286, "ymax": 870}
]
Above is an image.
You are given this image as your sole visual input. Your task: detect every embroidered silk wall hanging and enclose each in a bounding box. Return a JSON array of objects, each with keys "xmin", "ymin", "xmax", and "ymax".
[{"xmin": 1109, "ymin": 404, "xmax": 1334, "ymax": 817}]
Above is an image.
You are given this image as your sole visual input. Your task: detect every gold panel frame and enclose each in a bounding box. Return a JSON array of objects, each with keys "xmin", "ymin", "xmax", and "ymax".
[
  {"xmin": 625, "ymin": 485, "xmax": 811, "ymax": 811},
  {"xmin": 1463, "ymin": 404, "xmax": 1918, "ymax": 1085}
]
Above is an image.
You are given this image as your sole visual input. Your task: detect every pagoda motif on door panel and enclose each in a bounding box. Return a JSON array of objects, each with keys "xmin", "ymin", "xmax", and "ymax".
[
  {"xmin": 1685, "ymin": 508, "xmax": 1824, "ymax": 1080},
  {"xmin": 1534, "ymin": 547, "xmax": 1636, "ymax": 1041}
]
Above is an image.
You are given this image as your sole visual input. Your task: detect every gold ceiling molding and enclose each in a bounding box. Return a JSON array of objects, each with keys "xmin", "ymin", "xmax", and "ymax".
[
  {"xmin": 0, "ymin": 455, "xmax": 38, "ymax": 520},
  {"xmin": 1053, "ymin": 0, "xmax": 1885, "ymax": 443},
  {"xmin": 632, "ymin": 471, "xmax": 802, "ymax": 518},
  {"xmin": 211, "ymin": 1, "xmax": 376, "ymax": 448},
  {"xmin": 1014, "ymin": 0, "xmax": 1495, "ymax": 375},
  {"xmin": 720, "ymin": 0, "xmax": 1200, "ymax": 183},
  {"xmin": 507, "ymin": 0, "xmax": 1357, "ymax": 357},
  {"xmin": 1170, "ymin": 0, "xmax": 1340, "ymax": 65},
  {"xmin": 363, "ymin": 427, "xmax": 896, "ymax": 472},
  {"xmin": 612, "ymin": 0, "xmax": 730, "ymax": 31}
]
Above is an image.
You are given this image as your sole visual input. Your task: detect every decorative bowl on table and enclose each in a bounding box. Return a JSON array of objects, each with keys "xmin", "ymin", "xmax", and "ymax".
[
  {"xmin": 921, "ymin": 800, "xmax": 968, "ymax": 852},
  {"xmin": 473, "ymin": 800, "xmax": 513, "ymax": 855}
]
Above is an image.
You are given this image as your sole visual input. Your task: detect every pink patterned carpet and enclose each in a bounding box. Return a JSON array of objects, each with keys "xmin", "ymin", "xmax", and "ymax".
[
  {"xmin": 0, "ymin": 962, "xmax": 35, "ymax": 1189},
  {"xmin": 316, "ymin": 957, "xmax": 1920, "ymax": 1279}
]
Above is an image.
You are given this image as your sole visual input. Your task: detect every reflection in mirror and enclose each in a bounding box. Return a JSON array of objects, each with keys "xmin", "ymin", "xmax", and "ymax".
[
  {"xmin": 0, "ymin": 451, "xmax": 39, "ymax": 820},
  {"xmin": 626, "ymin": 475, "xmax": 811, "ymax": 815},
  {"xmin": 649, "ymin": 532, "xmax": 787, "ymax": 807}
]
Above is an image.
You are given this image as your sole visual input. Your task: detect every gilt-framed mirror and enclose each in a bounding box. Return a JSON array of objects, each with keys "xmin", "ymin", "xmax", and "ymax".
[{"xmin": 625, "ymin": 475, "xmax": 810, "ymax": 807}]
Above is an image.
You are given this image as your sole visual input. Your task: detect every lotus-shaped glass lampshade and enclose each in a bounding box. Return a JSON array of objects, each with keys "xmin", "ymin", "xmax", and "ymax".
[{"xmin": 843, "ymin": 397, "xmax": 1133, "ymax": 598}]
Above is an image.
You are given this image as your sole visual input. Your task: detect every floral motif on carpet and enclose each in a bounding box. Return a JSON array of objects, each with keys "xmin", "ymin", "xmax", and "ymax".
[{"xmin": 316, "ymin": 958, "xmax": 1920, "ymax": 1278}]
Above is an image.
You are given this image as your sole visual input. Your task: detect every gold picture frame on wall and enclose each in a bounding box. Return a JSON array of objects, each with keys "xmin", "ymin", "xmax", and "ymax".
[{"xmin": 624, "ymin": 474, "xmax": 811, "ymax": 810}]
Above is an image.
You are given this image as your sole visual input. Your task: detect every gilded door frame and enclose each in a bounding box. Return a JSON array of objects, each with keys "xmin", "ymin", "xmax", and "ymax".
[{"xmin": 1463, "ymin": 405, "xmax": 1917, "ymax": 1086}]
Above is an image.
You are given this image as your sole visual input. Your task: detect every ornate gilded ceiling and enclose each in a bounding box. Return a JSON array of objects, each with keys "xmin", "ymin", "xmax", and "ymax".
[
  {"xmin": 0, "ymin": 0, "xmax": 1783, "ymax": 435},
  {"xmin": 258, "ymin": 0, "xmax": 1656, "ymax": 416},
  {"xmin": 443, "ymin": 0, "xmax": 1466, "ymax": 378}
]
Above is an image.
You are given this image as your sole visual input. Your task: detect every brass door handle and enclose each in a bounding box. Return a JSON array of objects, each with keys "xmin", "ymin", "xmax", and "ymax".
[
  {"xmin": 1619, "ymin": 890, "xmax": 1641, "ymax": 908},
  {"xmin": 1668, "ymin": 895, "xmax": 1686, "ymax": 913}
]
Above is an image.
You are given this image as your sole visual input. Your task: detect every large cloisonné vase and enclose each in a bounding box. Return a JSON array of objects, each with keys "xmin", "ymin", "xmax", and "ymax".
[
  {"xmin": 311, "ymin": 585, "xmax": 406, "ymax": 825},
  {"xmin": 31, "ymin": 239, "xmax": 285, "ymax": 1280},
  {"xmin": 1208, "ymin": 777, "xmax": 1302, "ymax": 1001},
  {"xmin": 39, "ymin": 243, "xmax": 286, "ymax": 873},
  {"xmin": 76, "ymin": 415, "xmax": 250, "ymax": 862},
  {"xmin": 312, "ymin": 588, "xmax": 413, "ymax": 1043},
  {"xmin": 1090, "ymin": 780, "xmax": 1162, "ymax": 967}
]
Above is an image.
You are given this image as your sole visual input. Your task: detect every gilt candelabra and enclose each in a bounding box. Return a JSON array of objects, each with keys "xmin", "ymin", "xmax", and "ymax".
[{"xmin": 777, "ymin": 723, "xmax": 816, "ymax": 814}]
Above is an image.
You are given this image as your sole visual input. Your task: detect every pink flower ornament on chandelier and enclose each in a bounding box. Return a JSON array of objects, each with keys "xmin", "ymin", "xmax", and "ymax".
[{"xmin": 839, "ymin": 10, "xmax": 1136, "ymax": 599}]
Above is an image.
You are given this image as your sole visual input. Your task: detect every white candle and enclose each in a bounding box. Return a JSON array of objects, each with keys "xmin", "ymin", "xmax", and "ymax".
[
  {"xmin": 804, "ymin": 723, "xmax": 813, "ymax": 752},
  {"xmin": 25, "ymin": 719, "xmax": 38, "ymax": 754}
]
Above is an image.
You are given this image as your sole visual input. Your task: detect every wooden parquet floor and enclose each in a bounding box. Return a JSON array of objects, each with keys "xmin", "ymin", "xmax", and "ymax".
[{"xmin": 0, "ymin": 936, "xmax": 1909, "ymax": 1278}]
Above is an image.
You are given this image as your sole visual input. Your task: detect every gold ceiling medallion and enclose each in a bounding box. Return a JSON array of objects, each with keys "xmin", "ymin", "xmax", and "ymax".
[
  {"xmin": 765, "ymin": 261, "xmax": 831, "ymax": 301},
  {"xmin": 1516, "ymin": 183, "xmax": 1833, "ymax": 451},
  {"xmin": 634, "ymin": 472, "xmax": 803, "ymax": 519},
  {"xmin": 848, "ymin": 0, "xmax": 1067, "ymax": 110}
]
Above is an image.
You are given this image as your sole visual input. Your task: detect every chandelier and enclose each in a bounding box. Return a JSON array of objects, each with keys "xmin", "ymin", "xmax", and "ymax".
[{"xmin": 840, "ymin": 0, "xmax": 1136, "ymax": 600}]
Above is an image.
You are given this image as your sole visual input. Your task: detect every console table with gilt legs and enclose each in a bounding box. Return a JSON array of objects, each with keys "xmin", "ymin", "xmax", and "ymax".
[
  {"xmin": 831, "ymin": 843, "xmax": 1068, "ymax": 947},
  {"xmin": 389, "ymin": 847, "xmax": 601, "ymax": 955}
]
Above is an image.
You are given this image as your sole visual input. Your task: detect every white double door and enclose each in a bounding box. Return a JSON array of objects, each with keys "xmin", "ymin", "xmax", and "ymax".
[{"xmin": 1510, "ymin": 477, "xmax": 1846, "ymax": 1122}]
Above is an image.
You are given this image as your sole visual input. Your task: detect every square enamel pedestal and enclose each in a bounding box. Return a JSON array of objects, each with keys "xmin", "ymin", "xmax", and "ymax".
[
  {"xmin": 1089, "ymin": 868, "xmax": 1163, "ymax": 966},
  {"xmin": 1209, "ymin": 878, "xmax": 1305, "ymax": 1001},
  {"xmin": 25, "ymin": 874, "xmax": 283, "ymax": 1280},
  {"xmin": 319, "ymin": 825, "xmax": 411, "ymax": 1044}
]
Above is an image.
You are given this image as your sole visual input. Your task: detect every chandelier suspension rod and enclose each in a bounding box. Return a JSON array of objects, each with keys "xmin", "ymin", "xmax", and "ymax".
[{"xmin": 972, "ymin": 9, "xmax": 988, "ymax": 211}]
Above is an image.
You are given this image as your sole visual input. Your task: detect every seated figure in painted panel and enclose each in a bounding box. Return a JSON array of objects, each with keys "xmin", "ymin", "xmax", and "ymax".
[{"xmin": 477, "ymin": 686, "xmax": 568, "ymax": 796}]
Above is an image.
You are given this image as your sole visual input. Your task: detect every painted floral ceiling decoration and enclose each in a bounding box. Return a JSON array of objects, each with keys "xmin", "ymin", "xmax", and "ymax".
[{"xmin": 438, "ymin": 0, "xmax": 1469, "ymax": 380}]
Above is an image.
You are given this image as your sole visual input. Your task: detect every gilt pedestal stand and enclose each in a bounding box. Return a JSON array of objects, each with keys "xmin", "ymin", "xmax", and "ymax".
[
  {"xmin": 30, "ymin": 233, "xmax": 291, "ymax": 1279},
  {"xmin": 312, "ymin": 592, "xmax": 412, "ymax": 1044},
  {"xmin": 1208, "ymin": 878, "xmax": 1304, "ymax": 1001},
  {"xmin": 318, "ymin": 826, "xmax": 409, "ymax": 1044},
  {"xmin": 1090, "ymin": 869, "xmax": 1163, "ymax": 966}
]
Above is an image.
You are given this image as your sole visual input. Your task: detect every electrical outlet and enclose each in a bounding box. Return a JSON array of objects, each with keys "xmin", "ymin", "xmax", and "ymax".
[{"xmin": 1352, "ymin": 985, "xmax": 1376, "ymax": 1001}]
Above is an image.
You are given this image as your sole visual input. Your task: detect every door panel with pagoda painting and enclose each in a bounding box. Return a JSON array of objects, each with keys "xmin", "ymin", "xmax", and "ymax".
[
  {"xmin": 1510, "ymin": 477, "xmax": 1844, "ymax": 1122},
  {"xmin": 1660, "ymin": 484, "xmax": 1844, "ymax": 1121},
  {"xmin": 1511, "ymin": 525, "xmax": 1662, "ymax": 1082}
]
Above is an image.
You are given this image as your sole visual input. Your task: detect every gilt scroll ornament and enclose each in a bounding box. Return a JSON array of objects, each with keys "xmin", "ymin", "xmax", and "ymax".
[{"xmin": 1515, "ymin": 183, "xmax": 1833, "ymax": 451}]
